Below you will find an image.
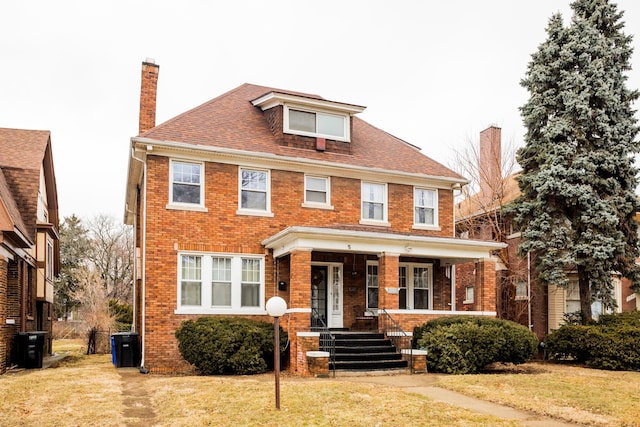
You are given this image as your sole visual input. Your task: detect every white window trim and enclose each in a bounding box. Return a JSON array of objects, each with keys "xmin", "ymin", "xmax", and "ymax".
[
  {"xmin": 360, "ymin": 181, "xmax": 389, "ymax": 226},
  {"xmin": 463, "ymin": 286, "xmax": 474, "ymax": 304},
  {"xmin": 412, "ymin": 187, "xmax": 439, "ymax": 230},
  {"xmin": 302, "ymin": 175, "xmax": 334, "ymax": 210},
  {"xmin": 399, "ymin": 262, "xmax": 434, "ymax": 310},
  {"xmin": 368, "ymin": 261, "xmax": 434, "ymax": 310},
  {"xmin": 283, "ymin": 105, "xmax": 350, "ymax": 142},
  {"xmin": 166, "ymin": 159, "xmax": 207, "ymax": 211},
  {"xmin": 236, "ymin": 167, "xmax": 274, "ymax": 217},
  {"xmin": 366, "ymin": 261, "xmax": 379, "ymax": 311},
  {"xmin": 175, "ymin": 252, "xmax": 266, "ymax": 315}
]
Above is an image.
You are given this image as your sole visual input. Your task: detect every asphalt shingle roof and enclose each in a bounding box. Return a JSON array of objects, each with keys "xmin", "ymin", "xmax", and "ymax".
[{"xmin": 139, "ymin": 83, "xmax": 464, "ymax": 181}]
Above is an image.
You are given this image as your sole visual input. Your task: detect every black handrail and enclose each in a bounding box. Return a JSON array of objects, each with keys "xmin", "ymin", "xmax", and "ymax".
[
  {"xmin": 311, "ymin": 308, "xmax": 336, "ymax": 377},
  {"xmin": 378, "ymin": 309, "xmax": 413, "ymax": 374}
]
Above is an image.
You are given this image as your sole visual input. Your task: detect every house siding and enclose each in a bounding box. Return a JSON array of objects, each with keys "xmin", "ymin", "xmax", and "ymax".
[{"xmin": 140, "ymin": 154, "xmax": 460, "ymax": 371}]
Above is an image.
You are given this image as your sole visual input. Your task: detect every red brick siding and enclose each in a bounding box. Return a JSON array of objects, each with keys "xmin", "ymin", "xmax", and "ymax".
[{"xmin": 140, "ymin": 155, "xmax": 460, "ymax": 371}]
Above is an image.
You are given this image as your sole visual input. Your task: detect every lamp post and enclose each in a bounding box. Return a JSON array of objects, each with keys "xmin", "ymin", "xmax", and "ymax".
[{"xmin": 266, "ymin": 296, "xmax": 287, "ymax": 410}]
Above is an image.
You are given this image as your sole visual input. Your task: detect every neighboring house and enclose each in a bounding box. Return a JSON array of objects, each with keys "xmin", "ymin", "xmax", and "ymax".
[
  {"xmin": 0, "ymin": 128, "xmax": 60, "ymax": 374},
  {"xmin": 125, "ymin": 60, "xmax": 505, "ymax": 374},
  {"xmin": 455, "ymin": 126, "xmax": 639, "ymax": 340}
]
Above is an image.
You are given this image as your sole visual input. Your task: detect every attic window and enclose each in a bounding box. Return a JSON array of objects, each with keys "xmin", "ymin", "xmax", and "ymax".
[{"xmin": 285, "ymin": 106, "xmax": 349, "ymax": 142}]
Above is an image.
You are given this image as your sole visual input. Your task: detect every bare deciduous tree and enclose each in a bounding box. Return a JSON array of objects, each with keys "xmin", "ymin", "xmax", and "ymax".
[
  {"xmin": 86, "ymin": 214, "xmax": 134, "ymax": 305},
  {"xmin": 72, "ymin": 267, "xmax": 115, "ymax": 353},
  {"xmin": 450, "ymin": 129, "xmax": 531, "ymax": 323}
]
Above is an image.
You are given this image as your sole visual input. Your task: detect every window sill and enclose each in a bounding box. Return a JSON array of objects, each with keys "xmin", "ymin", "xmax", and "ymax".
[
  {"xmin": 236, "ymin": 209, "xmax": 274, "ymax": 218},
  {"xmin": 412, "ymin": 224, "xmax": 441, "ymax": 231},
  {"xmin": 166, "ymin": 203, "xmax": 208, "ymax": 213},
  {"xmin": 301, "ymin": 203, "xmax": 334, "ymax": 210},
  {"xmin": 359, "ymin": 219, "xmax": 390, "ymax": 227},
  {"xmin": 174, "ymin": 307, "xmax": 266, "ymax": 315},
  {"xmin": 463, "ymin": 300, "xmax": 474, "ymax": 305}
]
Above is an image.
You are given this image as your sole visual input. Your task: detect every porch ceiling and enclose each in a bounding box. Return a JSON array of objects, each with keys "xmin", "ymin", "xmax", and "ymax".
[{"xmin": 262, "ymin": 226, "xmax": 506, "ymax": 262}]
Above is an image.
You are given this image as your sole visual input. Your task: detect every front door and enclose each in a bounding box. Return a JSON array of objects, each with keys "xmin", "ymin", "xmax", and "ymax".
[{"xmin": 311, "ymin": 264, "xmax": 343, "ymax": 328}]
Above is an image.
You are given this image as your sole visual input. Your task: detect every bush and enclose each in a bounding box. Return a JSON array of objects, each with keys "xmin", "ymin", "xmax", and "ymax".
[
  {"xmin": 414, "ymin": 316, "xmax": 538, "ymax": 374},
  {"xmin": 175, "ymin": 317, "xmax": 288, "ymax": 375},
  {"xmin": 545, "ymin": 311, "xmax": 640, "ymax": 371}
]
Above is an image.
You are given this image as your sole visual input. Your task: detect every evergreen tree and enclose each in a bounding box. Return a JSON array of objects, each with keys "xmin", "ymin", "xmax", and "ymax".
[
  {"xmin": 512, "ymin": 0, "xmax": 640, "ymax": 320},
  {"xmin": 54, "ymin": 214, "xmax": 92, "ymax": 319}
]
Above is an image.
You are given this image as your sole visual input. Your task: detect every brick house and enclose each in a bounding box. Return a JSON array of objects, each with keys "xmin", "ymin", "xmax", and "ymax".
[
  {"xmin": 0, "ymin": 128, "xmax": 60, "ymax": 373},
  {"xmin": 124, "ymin": 60, "xmax": 505, "ymax": 374},
  {"xmin": 455, "ymin": 126, "xmax": 640, "ymax": 340}
]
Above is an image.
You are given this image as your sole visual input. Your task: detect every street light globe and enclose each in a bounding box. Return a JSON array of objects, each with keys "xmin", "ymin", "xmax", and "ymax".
[{"xmin": 266, "ymin": 296, "xmax": 287, "ymax": 317}]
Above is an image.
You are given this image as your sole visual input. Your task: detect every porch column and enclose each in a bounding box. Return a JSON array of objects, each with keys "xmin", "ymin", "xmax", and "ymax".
[
  {"xmin": 475, "ymin": 258, "xmax": 497, "ymax": 312},
  {"xmin": 288, "ymin": 249, "xmax": 312, "ymax": 373},
  {"xmin": 378, "ymin": 252, "xmax": 400, "ymax": 310}
]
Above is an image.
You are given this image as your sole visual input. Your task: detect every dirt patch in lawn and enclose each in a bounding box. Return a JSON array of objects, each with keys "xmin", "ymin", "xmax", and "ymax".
[{"xmin": 118, "ymin": 368, "xmax": 158, "ymax": 427}]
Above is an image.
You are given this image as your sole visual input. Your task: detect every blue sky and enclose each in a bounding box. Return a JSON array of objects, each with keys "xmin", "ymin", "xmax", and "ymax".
[{"xmin": 2, "ymin": 0, "xmax": 639, "ymax": 219}]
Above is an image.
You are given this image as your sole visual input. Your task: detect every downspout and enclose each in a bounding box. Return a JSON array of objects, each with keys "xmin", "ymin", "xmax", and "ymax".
[{"xmin": 130, "ymin": 147, "xmax": 148, "ymax": 373}]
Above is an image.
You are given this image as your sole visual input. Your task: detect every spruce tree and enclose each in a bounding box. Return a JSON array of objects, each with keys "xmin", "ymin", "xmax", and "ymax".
[{"xmin": 513, "ymin": 0, "xmax": 640, "ymax": 320}]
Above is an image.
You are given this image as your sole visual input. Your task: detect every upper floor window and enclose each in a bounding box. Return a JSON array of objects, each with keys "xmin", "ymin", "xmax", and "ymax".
[
  {"xmin": 303, "ymin": 175, "xmax": 332, "ymax": 208},
  {"xmin": 170, "ymin": 160, "xmax": 204, "ymax": 206},
  {"xmin": 177, "ymin": 253, "xmax": 264, "ymax": 314},
  {"xmin": 238, "ymin": 168, "xmax": 272, "ymax": 216},
  {"xmin": 414, "ymin": 188, "xmax": 437, "ymax": 227},
  {"xmin": 285, "ymin": 106, "xmax": 349, "ymax": 142},
  {"xmin": 361, "ymin": 182, "xmax": 387, "ymax": 223}
]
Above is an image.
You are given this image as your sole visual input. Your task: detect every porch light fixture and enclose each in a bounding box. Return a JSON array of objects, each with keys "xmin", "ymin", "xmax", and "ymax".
[{"xmin": 266, "ymin": 296, "xmax": 287, "ymax": 410}]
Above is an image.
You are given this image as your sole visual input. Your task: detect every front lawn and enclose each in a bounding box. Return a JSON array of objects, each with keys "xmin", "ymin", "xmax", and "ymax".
[{"xmin": 437, "ymin": 362, "xmax": 640, "ymax": 426}]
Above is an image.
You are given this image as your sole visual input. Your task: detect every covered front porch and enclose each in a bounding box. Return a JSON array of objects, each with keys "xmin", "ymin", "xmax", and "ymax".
[{"xmin": 263, "ymin": 226, "xmax": 505, "ymax": 374}]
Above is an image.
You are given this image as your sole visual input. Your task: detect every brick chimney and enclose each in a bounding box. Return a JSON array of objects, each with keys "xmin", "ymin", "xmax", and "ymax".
[
  {"xmin": 479, "ymin": 126, "xmax": 502, "ymax": 203},
  {"xmin": 138, "ymin": 58, "xmax": 159, "ymax": 135}
]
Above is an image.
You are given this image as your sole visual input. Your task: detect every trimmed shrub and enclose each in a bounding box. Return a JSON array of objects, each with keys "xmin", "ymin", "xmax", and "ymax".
[
  {"xmin": 545, "ymin": 311, "xmax": 640, "ymax": 371},
  {"xmin": 414, "ymin": 316, "xmax": 538, "ymax": 374},
  {"xmin": 175, "ymin": 317, "xmax": 288, "ymax": 375}
]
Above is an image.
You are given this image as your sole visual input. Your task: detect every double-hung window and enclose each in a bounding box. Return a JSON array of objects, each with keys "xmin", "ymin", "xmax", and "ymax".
[
  {"xmin": 366, "ymin": 262, "xmax": 378, "ymax": 310},
  {"xmin": 238, "ymin": 168, "xmax": 272, "ymax": 215},
  {"xmin": 304, "ymin": 175, "xmax": 331, "ymax": 208},
  {"xmin": 177, "ymin": 253, "xmax": 264, "ymax": 313},
  {"xmin": 414, "ymin": 188, "xmax": 437, "ymax": 228},
  {"xmin": 180, "ymin": 255, "xmax": 202, "ymax": 306},
  {"xmin": 361, "ymin": 182, "xmax": 387, "ymax": 223},
  {"xmin": 170, "ymin": 160, "xmax": 204, "ymax": 207}
]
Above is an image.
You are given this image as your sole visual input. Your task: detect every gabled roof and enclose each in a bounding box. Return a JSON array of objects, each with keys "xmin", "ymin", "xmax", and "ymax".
[
  {"xmin": 456, "ymin": 173, "xmax": 520, "ymax": 221},
  {"xmin": 0, "ymin": 167, "xmax": 32, "ymax": 246},
  {"xmin": 137, "ymin": 83, "xmax": 465, "ymax": 181},
  {"xmin": 0, "ymin": 128, "xmax": 59, "ymax": 242}
]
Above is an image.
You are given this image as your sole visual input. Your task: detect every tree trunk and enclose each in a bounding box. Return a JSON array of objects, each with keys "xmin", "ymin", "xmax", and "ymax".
[{"xmin": 577, "ymin": 266, "xmax": 593, "ymax": 322}]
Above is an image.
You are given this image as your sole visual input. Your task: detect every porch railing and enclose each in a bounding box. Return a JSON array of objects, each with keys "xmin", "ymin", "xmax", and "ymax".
[
  {"xmin": 311, "ymin": 308, "xmax": 336, "ymax": 377},
  {"xmin": 378, "ymin": 309, "xmax": 413, "ymax": 374}
]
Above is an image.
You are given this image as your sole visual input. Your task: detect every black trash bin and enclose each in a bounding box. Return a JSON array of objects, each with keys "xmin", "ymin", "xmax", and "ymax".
[
  {"xmin": 15, "ymin": 331, "xmax": 47, "ymax": 369},
  {"xmin": 111, "ymin": 332, "xmax": 140, "ymax": 368}
]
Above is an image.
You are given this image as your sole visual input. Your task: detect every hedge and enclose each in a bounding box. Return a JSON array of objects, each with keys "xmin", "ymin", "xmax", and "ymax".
[
  {"xmin": 414, "ymin": 316, "xmax": 538, "ymax": 374},
  {"xmin": 175, "ymin": 317, "xmax": 288, "ymax": 375},
  {"xmin": 545, "ymin": 311, "xmax": 640, "ymax": 371}
]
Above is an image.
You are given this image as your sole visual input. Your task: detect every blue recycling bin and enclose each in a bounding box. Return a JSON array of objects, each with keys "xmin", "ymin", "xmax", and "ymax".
[{"xmin": 110, "ymin": 336, "xmax": 116, "ymax": 365}]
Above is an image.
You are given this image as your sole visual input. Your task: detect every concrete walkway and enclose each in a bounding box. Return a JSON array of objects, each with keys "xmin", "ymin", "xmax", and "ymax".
[{"xmin": 335, "ymin": 374, "xmax": 580, "ymax": 427}]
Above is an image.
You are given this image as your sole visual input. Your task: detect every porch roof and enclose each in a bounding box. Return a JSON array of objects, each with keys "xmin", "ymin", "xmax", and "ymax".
[{"xmin": 262, "ymin": 226, "xmax": 506, "ymax": 263}]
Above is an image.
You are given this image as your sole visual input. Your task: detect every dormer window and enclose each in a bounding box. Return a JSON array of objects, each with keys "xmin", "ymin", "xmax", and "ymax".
[
  {"xmin": 286, "ymin": 107, "xmax": 348, "ymax": 141},
  {"xmin": 251, "ymin": 91, "xmax": 366, "ymax": 144}
]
